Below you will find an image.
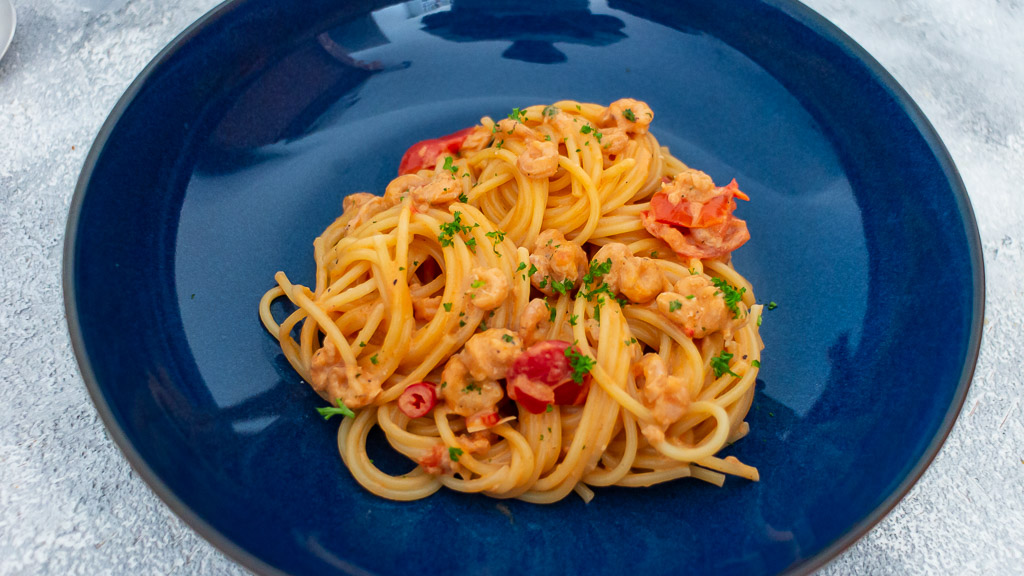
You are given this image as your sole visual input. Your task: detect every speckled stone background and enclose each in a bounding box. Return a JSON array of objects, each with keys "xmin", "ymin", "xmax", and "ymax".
[{"xmin": 0, "ymin": 0, "xmax": 1021, "ymax": 574}]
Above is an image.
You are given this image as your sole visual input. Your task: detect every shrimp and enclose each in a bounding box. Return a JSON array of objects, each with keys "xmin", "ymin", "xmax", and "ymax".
[
  {"xmin": 461, "ymin": 329, "xmax": 523, "ymax": 381},
  {"xmin": 591, "ymin": 243, "xmax": 666, "ymax": 303},
  {"xmin": 656, "ymin": 274, "xmax": 738, "ymax": 339},
  {"xmin": 518, "ymin": 298, "xmax": 552, "ymax": 346},
  {"xmin": 517, "ymin": 140, "xmax": 559, "ymax": 179},
  {"xmin": 439, "ymin": 354, "xmax": 505, "ymax": 419},
  {"xmin": 634, "ymin": 353, "xmax": 690, "ymax": 444},
  {"xmin": 529, "ymin": 229, "xmax": 588, "ymax": 295},
  {"xmin": 468, "ymin": 267, "xmax": 510, "ymax": 310},
  {"xmin": 310, "ymin": 339, "xmax": 382, "ymax": 409},
  {"xmin": 342, "ymin": 193, "xmax": 396, "ymax": 235},
  {"xmin": 599, "ymin": 98, "xmax": 654, "ymax": 135}
]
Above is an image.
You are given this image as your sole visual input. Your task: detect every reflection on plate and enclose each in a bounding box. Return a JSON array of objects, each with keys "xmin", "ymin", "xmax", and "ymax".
[
  {"xmin": 65, "ymin": 1, "xmax": 983, "ymax": 575},
  {"xmin": 0, "ymin": 0, "xmax": 16, "ymax": 63}
]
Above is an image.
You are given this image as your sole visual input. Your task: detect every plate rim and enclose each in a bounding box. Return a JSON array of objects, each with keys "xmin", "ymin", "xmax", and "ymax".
[{"xmin": 62, "ymin": 0, "xmax": 985, "ymax": 575}]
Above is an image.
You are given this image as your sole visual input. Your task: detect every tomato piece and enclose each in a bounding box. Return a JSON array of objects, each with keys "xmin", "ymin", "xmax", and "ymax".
[
  {"xmin": 467, "ymin": 411, "xmax": 501, "ymax": 430},
  {"xmin": 398, "ymin": 127, "xmax": 475, "ymax": 175},
  {"xmin": 641, "ymin": 210, "xmax": 750, "ymax": 259},
  {"xmin": 551, "ymin": 378, "xmax": 590, "ymax": 406},
  {"xmin": 507, "ymin": 375, "xmax": 555, "ymax": 414},
  {"xmin": 651, "ymin": 192, "xmax": 733, "ymax": 229},
  {"xmin": 398, "ymin": 382, "xmax": 437, "ymax": 419},
  {"xmin": 650, "ymin": 178, "xmax": 748, "ymax": 229},
  {"xmin": 506, "ymin": 340, "xmax": 590, "ymax": 413},
  {"xmin": 507, "ymin": 340, "xmax": 574, "ymax": 386}
]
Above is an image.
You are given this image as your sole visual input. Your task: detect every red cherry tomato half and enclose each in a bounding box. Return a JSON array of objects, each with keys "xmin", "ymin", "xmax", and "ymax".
[
  {"xmin": 507, "ymin": 340, "xmax": 574, "ymax": 386},
  {"xmin": 398, "ymin": 382, "xmax": 437, "ymax": 419},
  {"xmin": 506, "ymin": 340, "xmax": 590, "ymax": 414},
  {"xmin": 507, "ymin": 374, "xmax": 555, "ymax": 415},
  {"xmin": 397, "ymin": 127, "xmax": 475, "ymax": 176},
  {"xmin": 552, "ymin": 378, "xmax": 590, "ymax": 406}
]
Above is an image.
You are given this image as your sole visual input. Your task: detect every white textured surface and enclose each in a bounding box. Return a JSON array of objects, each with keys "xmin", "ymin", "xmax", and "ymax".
[{"xmin": 0, "ymin": 0, "xmax": 1021, "ymax": 574}]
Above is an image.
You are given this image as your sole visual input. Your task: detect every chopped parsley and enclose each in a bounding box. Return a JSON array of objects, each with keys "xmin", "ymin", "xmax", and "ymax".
[
  {"xmin": 516, "ymin": 262, "xmax": 527, "ymax": 272},
  {"xmin": 544, "ymin": 134, "xmax": 552, "ymax": 141},
  {"xmin": 443, "ymin": 302, "xmax": 453, "ymax": 312},
  {"xmin": 565, "ymin": 344, "xmax": 596, "ymax": 384},
  {"xmin": 358, "ymin": 341, "xmax": 366, "ymax": 348},
  {"xmin": 582, "ymin": 258, "xmax": 613, "ymax": 286},
  {"xmin": 685, "ymin": 294, "xmax": 696, "ymax": 300},
  {"xmin": 751, "ymin": 360, "xmax": 761, "ymax": 368},
  {"xmin": 551, "ymin": 278, "xmax": 574, "ymax": 295},
  {"xmin": 458, "ymin": 192, "xmax": 469, "ymax": 203},
  {"xmin": 767, "ymin": 301, "xmax": 778, "ymax": 310},
  {"xmin": 527, "ymin": 263, "xmax": 538, "ymax": 277},
  {"xmin": 756, "ymin": 315, "xmax": 763, "ymax": 326},
  {"xmin": 479, "ymin": 320, "xmax": 487, "ymax": 331},
  {"xmin": 546, "ymin": 404, "xmax": 553, "ymax": 413},
  {"xmin": 711, "ymin": 277, "xmax": 746, "ymax": 319},
  {"xmin": 543, "ymin": 105, "xmax": 559, "ymax": 117},
  {"xmin": 485, "ymin": 230, "xmax": 506, "ymax": 255},
  {"xmin": 669, "ymin": 300, "xmax": 682, "ymax": 312},
  {"xmin": 442, "ymin": 155, "xmax": 458, "ymax": 175},
  {"xmin": 539, "ymin": 277, "xmax": 548, "ymax": 289},
  {"xmin": 580, "ymin": 125, "xmax": 593, "ymax": 134},
  {"xmin": 316, "ymin": 399, "xmax": 355, "ymax": 420},
  {"xmin": 568, "ymin": 314, "xmax": 578, "ymax": 326},
  {"xmin": 370, "ymin": 354, "xmax": 379, "ymax": 365},
  {"xmin": 471, "ymin": 279, "xmax": 486, "ymax": 288},
  {"xmin": 650, "ymin": 251, "xmax": 658, "ymax": 258},
  {"xmin": 465, "ymin": 237, "xmax": 478, "ymax": 252},
  {"xmin": 502, "ymin": 334, "xmax": 515, "ymax": 344},
  {"xmin": 438, "ymin": 211, "xmax": 477, "ymax": 247},
  {"xmin": 710, "ymin": 351, "xmax": 738, "ymax": 379},
  {"xmin": 622, "ymin": 108, "xmax": 637, "ymax": 122},
  {"xmin": 544, "ymin": 300, "xmax": 557, "ymax": 323},
  {"xmin": 508, "ymin": 107, "xmax": 528, "ymax": 123},
  {"xmin": 449, "ymin": 447, "xmax": 464, "ymax": 462}
]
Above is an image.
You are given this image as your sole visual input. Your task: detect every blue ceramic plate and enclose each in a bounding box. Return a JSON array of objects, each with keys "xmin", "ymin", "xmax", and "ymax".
[{"xmin": 65, "ymin": 1, "xmax": 983, "ymax": 574}]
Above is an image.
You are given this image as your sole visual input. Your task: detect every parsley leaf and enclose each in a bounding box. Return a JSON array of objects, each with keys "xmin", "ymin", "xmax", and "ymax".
[
  {"xmin": 565, "ymin": 344, "xmax": 596, "ymax": 383},
  {"xmin": 471, "ymin": 279, "xmax": 485, "ymax": 288},
  {"xmin": 527, "ymin": 263, "xmax": 539, "ymax": 277},
  {"xmin": 370, "ymin": 354, "xmax": 379, "ymax": 365},
  {"xmin": 508, "ymin": 107, "xmax": 527, "ymax": 123},
  {"xmin": 485, "ymin": 230, "xmax": 506, "ymax": 255},
  {"xmin": 580, "ymin": 125, "xmax": 593, "ymax": 134},
  {"xmin": 317, "ymin": 399, "xmax": 355, "ymax": 420},
  {"xmin": 751, "ymin": 360, "xmax": 761, "ymax": 368},
  {"xmin": 458, "ymin": 192, "xmax": 469, "ymax": 203},
  {"xmin": 438, "ymin": 211, "xmax": 476, "ymax": 247},
  {"xmin": 543, "ymin": 105, "xmax": 559, "ymax": 117},
  {"xmin": 551, "ymin": 278, "xmax": 574, "ymax": 295},
  {"xmin": 449, "ymin": 447, "xmax": 464, "ymax": 462},
  {"xmin": 443, "ymin": 302, "xmax": 453, "ymax": 312},
  {"xmin": 516, "ymin": 262, "xmax": 527, "ymax": 272},
  {"xmin": 669, "ymin": 300, "xmax": 682, "ymax": 312},
  {"xmin": 546, "ymin": 404, "xmax": 553, "ymax": 413},
  {"xmin": 767, "ymin": 301, "xmax": 778, "ymax": 310},
  {"xmin": 568, "ymin": 314, "xmax": 578, "ymax": 326},
  {"xmin": 710, "ymin": 351, "xmax": 738, "ymax": 379},
  {"xmin": 622, "ymin": 108, "xmax": 637, "ymax": 122},
  {"xmin": 502, "ymin": 334, "xmax": 515, "ymax": 344},
  {"xmin": 442, "ymin": 155, "xmax": 458, "ymax": 175},
  {"xmin": 711, "ymin": 277, "xmax": 746, "ymax": 319}
]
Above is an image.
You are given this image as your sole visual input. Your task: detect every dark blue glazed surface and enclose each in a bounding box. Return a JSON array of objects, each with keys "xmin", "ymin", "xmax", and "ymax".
[{"xmin": 65, "ymin": 1, "xmax": 982, "ymax": 575}]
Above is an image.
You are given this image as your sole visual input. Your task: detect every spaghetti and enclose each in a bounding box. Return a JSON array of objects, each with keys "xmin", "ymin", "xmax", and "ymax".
[{"xmin": 259, "ymin": 99, "xmax": 764, "ymax": 502}]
